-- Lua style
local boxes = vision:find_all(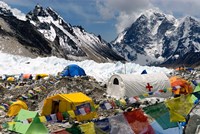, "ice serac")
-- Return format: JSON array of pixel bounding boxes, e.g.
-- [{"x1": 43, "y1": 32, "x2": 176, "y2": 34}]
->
[
  {"x1": 26, "y1": 4, "x2": 125, "y2": 62},
  {"x1": 111, "y1": 9, "x2": 200, "y2": 67}
]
